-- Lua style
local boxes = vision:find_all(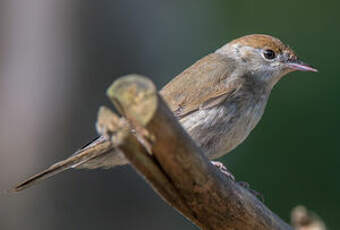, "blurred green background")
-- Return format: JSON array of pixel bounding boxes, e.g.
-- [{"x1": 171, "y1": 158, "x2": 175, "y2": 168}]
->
[{"x1": 0, "y1": 0, "x2": 336, "y2": 229}]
